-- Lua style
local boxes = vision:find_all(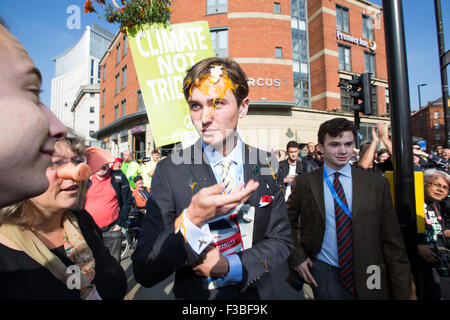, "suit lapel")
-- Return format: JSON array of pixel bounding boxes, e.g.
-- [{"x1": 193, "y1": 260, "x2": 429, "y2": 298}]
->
[
  {"x1": 188, "y1": 139, "x2": 217, "y2": 190},
  {"x1": 350, "y1": 166, "x2": 361, "y2": 223},
  {"x1": 310, "y1": 169, "x2": 326, "y2": 223},
  {"x1": 242, "y1": 143, "x2": 261, "y2": 205}
]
